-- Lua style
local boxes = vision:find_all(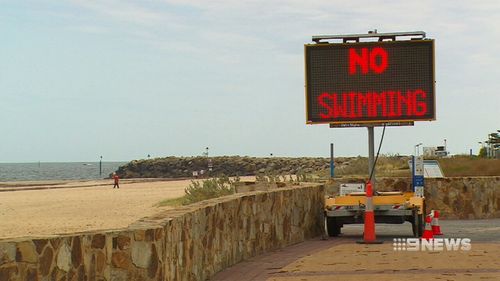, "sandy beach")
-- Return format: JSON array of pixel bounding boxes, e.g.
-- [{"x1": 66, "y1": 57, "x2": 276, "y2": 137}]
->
[
  {"x1": 0, "y1": 179, "x2": 193, "y2": 240},
  {"x1": 0, "y1": 177, "x2": 257, "y2": 240}
]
